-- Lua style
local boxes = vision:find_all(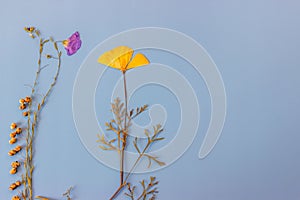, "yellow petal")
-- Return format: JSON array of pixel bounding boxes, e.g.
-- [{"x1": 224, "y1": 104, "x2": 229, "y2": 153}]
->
[
  {"x1": 98, "y1": 46, "x2": 133, "y2": 70},
  {"x1": 127, "y1": 53, "x2": 150, "y2": 70}
]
